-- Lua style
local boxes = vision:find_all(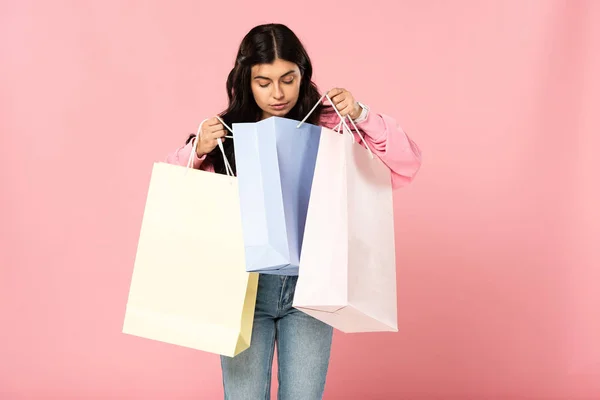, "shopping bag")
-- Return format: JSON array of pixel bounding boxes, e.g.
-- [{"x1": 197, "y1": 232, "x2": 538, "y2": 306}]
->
[
  {"x1": 232, "y1": 116, "x2": 321, "y2": 276},
  {"x1": 293, "y1": 117, "x2": 398, "y2": 333},
  {"x1": 123, "y1": 137, "x2": 258, "y2": 357}
]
